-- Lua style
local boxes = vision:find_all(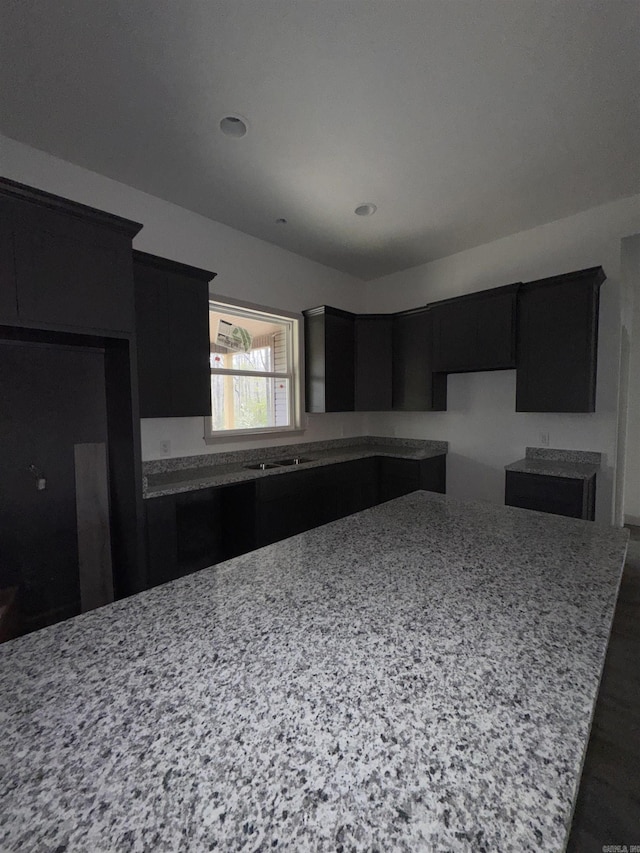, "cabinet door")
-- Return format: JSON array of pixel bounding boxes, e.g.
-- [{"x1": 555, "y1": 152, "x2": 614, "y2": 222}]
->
[
  {"x1": 145, "y1": 495, "x2": 178, "y2": 587},
  {"x1": 419, "y1": 455, "x2": 446, "y2": 494},
  {"x1": 304, "y1": 307, "x2": 355, "y2": 412},
  {"x1": 392, "y1": 309, "x2": 446, "y2": 411},
  {"x1": 134, "y1": 253, "x2": 213, "y2": 418},
  {"x1": 431, "y1": 300, "x2": 476, "y2": 373},
  {"x1": 355, "y1": 315, "x2": 392, "y2": 411},
  {"x1": 432, "y1": 287, "x2": 517, "y2": 373},
  {"x1": 175, "y1": 488, "x2": 223, "y2": 574},
  {"x1": 516, "y1": 268, "x2": 603, "y2": 412},
  {"x1": 135, "y1": 265, "x2": 172, "y2": 418},
  {"x1": 12, "y1": 200, "x2": 134, "y2": 333},
  {"x1": 167, "y1": 273, "x2": 212, "y2": 417},
  {"x1": 378, "y1": 457, "x2": 421, "y2": 502},
  {"x1": 505, "y1": 471, "x2": 590, "y2": 519},
  {"x1": 475, "y1": 290, "x2": 517, "y2": 370},
  {"x1": 0, "y1": 201, "x2": 19, "y2": 324}
]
